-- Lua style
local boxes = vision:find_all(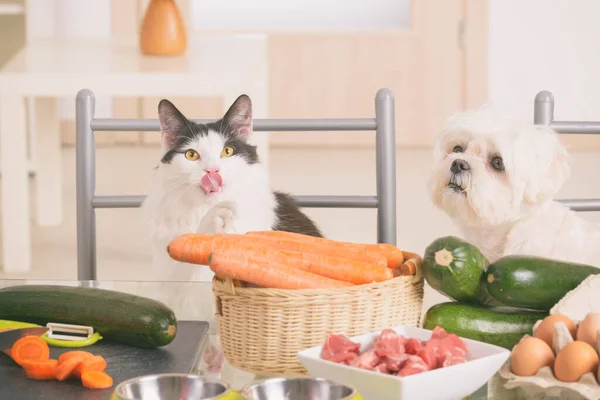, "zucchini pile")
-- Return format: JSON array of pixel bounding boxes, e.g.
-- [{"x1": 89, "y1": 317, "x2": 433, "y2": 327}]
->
[{"x1": 421, "y1": 236, "x2": 600, "y2": 350}]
